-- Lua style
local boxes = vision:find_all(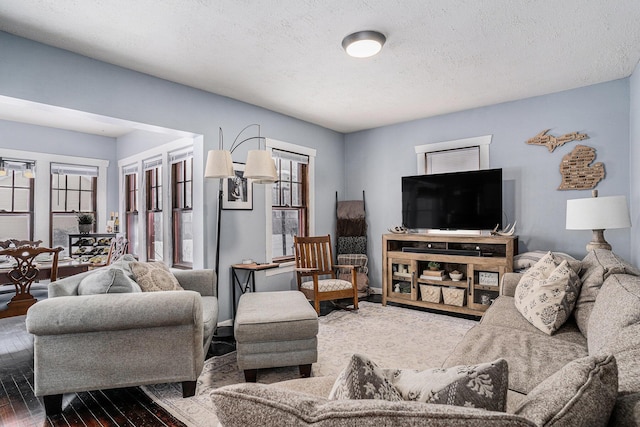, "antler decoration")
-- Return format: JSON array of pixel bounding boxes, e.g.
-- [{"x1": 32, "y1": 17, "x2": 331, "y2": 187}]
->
[
  {"x1": 490, "y1": 221, "x2": 517, "y2": 236},
  {"x1": 526, "y1": 129, "x2": 588, "y2": 153}
]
